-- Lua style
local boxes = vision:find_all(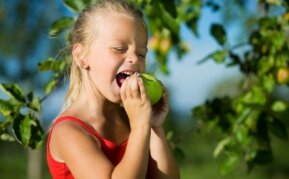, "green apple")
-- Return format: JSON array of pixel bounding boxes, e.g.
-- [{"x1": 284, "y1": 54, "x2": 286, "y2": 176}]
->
[{"x1": 141, "y1": 73, "x2": 163, "y2": 105}]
